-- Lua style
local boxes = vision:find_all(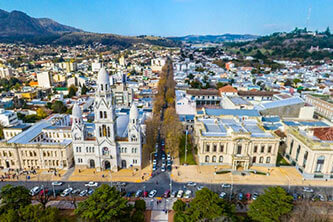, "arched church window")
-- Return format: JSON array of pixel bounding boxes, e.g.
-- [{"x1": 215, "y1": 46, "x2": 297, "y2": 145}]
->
[
  {"x1": 107, "y1": 127, "x2": 110, "y2": 137},
  {"x1": 104, "y1": 111, "x2": 107, "y2": 119},
  {"x1": 102, "y1": 125, "x2": 107, "y2": 137},
  {"x1": 105, "y1": 84, "x2": 108, "y2": 91},
  {"x1": 100, "y1": 111, "x2": 103, "y2": 119},
  {"x1": 99, "y1": 127, "x2": 102, "y2": 137},
  {"x1": 101, "y1": 84, "x2": 103, "y2": 90}
]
